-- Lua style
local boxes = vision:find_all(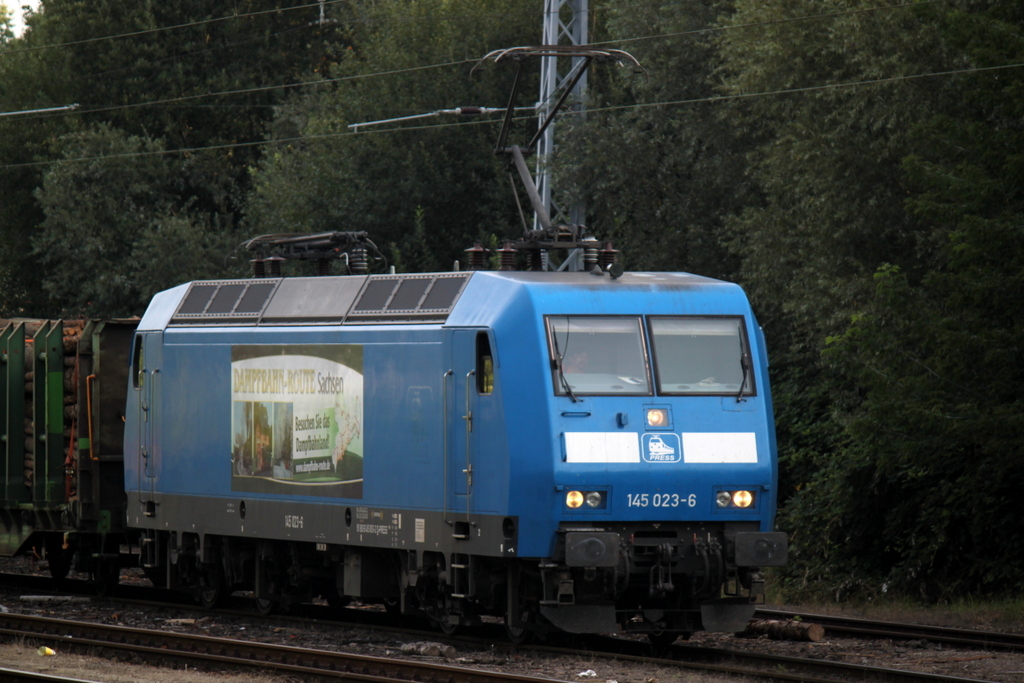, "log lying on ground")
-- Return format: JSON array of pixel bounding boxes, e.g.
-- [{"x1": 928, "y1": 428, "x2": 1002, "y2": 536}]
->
[{"x1": 743, "y1": 618, "x2": 825, "y2": 641}]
